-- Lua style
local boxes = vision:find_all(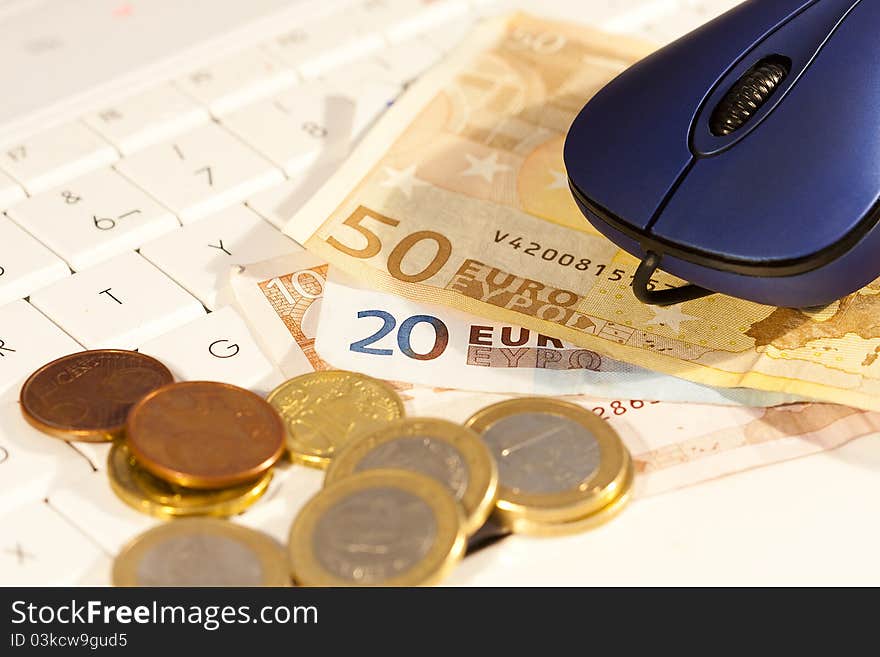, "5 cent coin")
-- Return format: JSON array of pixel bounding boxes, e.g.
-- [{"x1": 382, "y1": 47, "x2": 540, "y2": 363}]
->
[
  {"x1": 126, "y1": 381, "x2": 285, "y2": 489},
  {"x1": 20, "y1": 350, "x2": 173, "y2": 442}
]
